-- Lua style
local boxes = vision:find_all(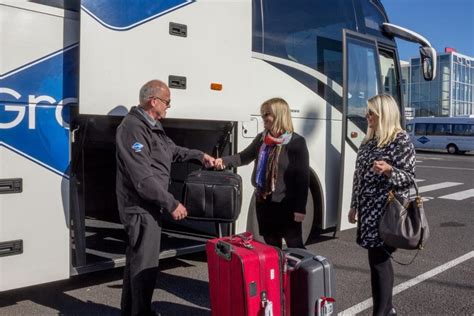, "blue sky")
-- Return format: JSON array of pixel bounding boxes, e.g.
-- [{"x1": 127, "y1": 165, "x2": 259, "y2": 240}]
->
[{"x1": 382, "y1": 0, "x2": 474, "y2": 61}]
